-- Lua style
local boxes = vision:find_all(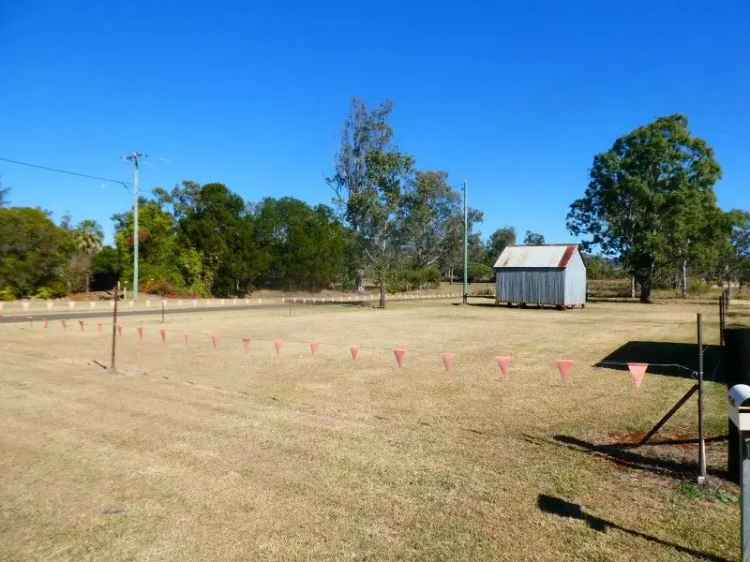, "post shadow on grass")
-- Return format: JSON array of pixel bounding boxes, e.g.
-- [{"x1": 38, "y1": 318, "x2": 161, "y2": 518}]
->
[
  {"x1": 537, "y1": 494, "x2": 732, "y2": 562},
  {"x1": 596, "y1": 341, "x2": 723, "y2": 381},
  {"x1": 552, "y1": 434, "x2": 731, "y2": 481}
]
